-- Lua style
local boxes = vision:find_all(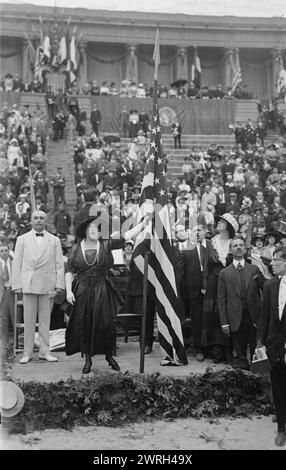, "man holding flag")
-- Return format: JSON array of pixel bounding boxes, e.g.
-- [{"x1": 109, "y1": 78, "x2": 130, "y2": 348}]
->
[{"x1": 131, "y1": 30, "x2": 188, "y2": 368}]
